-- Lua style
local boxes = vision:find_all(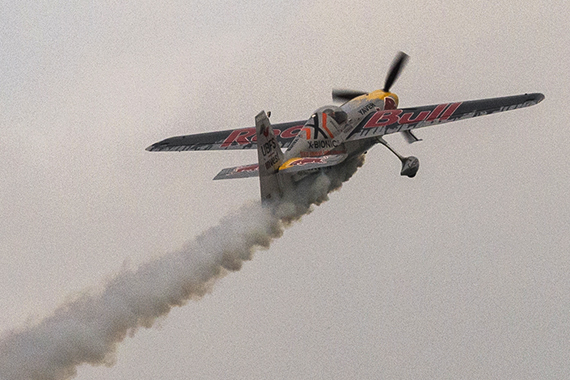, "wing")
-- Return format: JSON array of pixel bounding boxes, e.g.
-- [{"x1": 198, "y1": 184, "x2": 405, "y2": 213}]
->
[
  {"x1": 146, "y1": 120, "x2": 305, "y2": 152},
  {"x1": 346, "y1": 93, "x2": 545, "y2": 141}
]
